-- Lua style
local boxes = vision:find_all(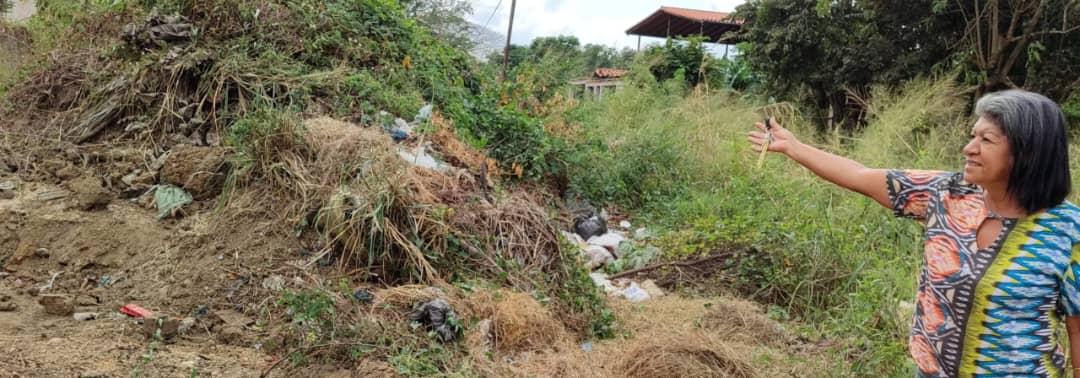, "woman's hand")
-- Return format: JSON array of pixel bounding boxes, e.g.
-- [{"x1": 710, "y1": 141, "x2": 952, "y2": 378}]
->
[
  {"x1": 747, "y1": 119, "x2": 799, "y2": 155},
  {"x1": 746, "y1": 118, "x2": 892, "y2": 208}
]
